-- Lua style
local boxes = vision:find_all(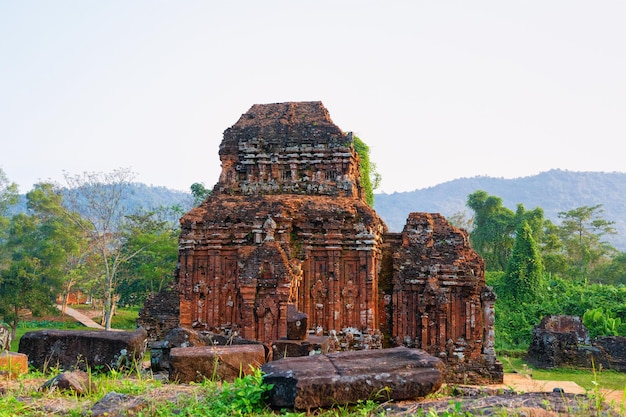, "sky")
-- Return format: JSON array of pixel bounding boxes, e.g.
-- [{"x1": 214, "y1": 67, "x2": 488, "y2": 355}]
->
[{"x1": 1, "y1": 1, "x2": 625, "y2": 195}]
